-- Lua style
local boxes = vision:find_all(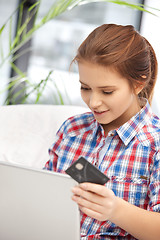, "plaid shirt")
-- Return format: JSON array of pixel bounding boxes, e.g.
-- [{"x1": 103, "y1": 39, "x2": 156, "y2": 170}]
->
[{"x1": 45, "y1": 100, "x2": 160, "y2": 239}]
